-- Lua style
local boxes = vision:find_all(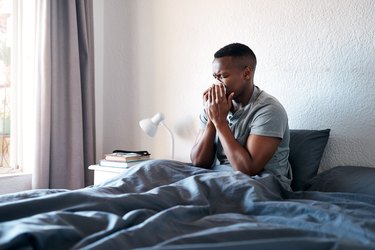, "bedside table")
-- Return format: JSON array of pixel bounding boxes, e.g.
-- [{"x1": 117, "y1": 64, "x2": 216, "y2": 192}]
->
[{"x1": 89, "y1": 165, "x2": 128, "y2": 185}]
